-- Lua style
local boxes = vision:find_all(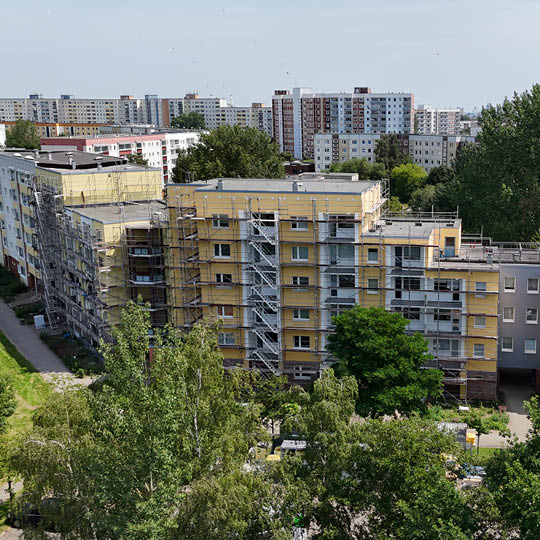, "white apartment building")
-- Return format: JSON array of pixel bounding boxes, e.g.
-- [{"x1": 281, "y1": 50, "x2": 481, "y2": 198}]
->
[
  {"x1": 409, "y1": 134, "x2": 475, "y2": 172},
  {"x1": 415, "y1": 105, "x2": 461, "y2": 135},
  {"x1": 272, "y1": 87, "x2": 414, "y2": 160},
  {"x1": 313, "y1": 133, "x2": 381, "y2": 171},
  {"x1": 40, "y1": 132, "x2": 200, "y2": 183}
]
